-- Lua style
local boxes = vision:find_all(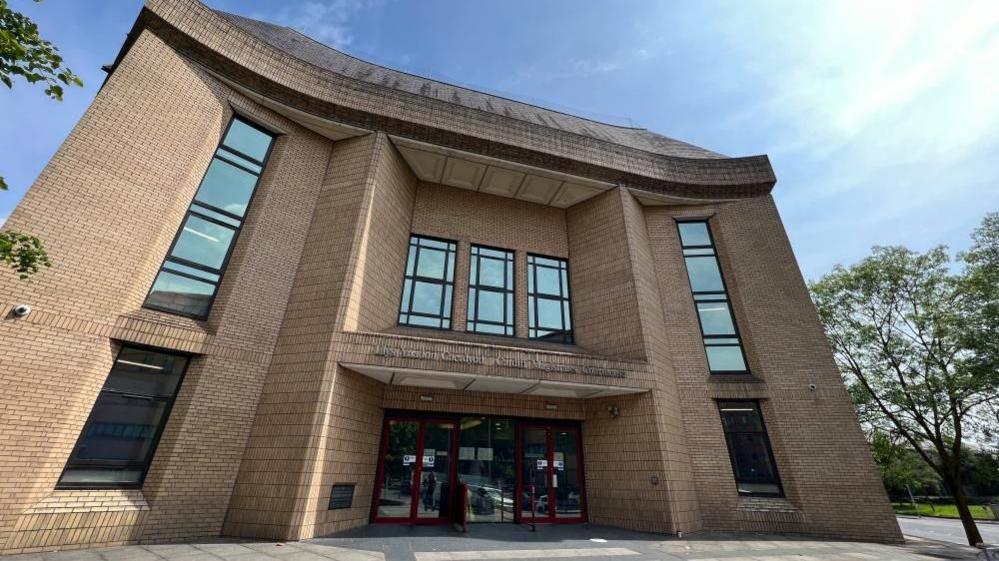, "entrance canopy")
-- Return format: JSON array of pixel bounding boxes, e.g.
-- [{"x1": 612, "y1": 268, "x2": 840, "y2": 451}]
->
[{"x1": 342, "y1": 363, "x2": 645, "y2": 399}]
